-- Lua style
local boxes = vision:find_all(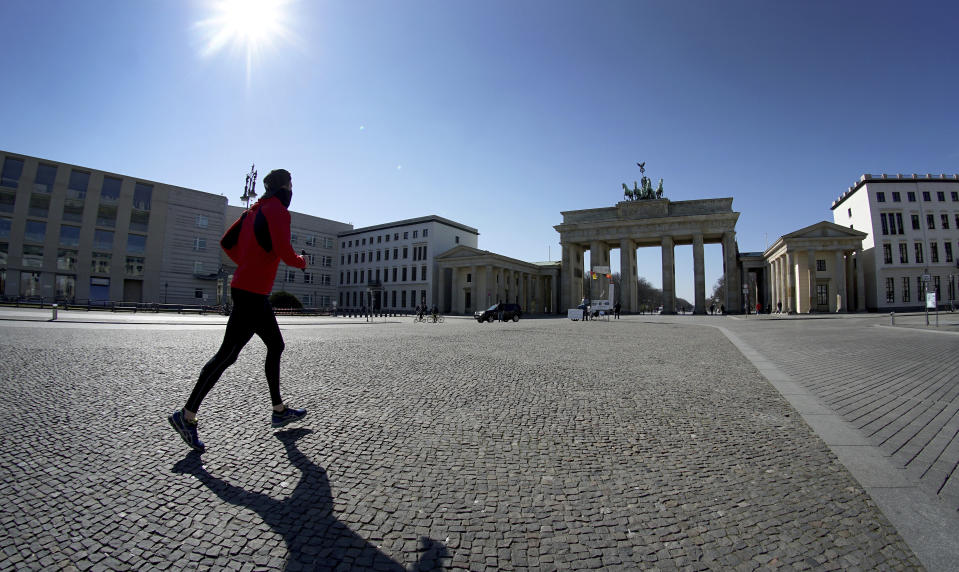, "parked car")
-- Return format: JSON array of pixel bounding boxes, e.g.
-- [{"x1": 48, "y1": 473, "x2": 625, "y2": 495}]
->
[{"x1": 475, "y1": 303, "x2": 522, "y2": 323}]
